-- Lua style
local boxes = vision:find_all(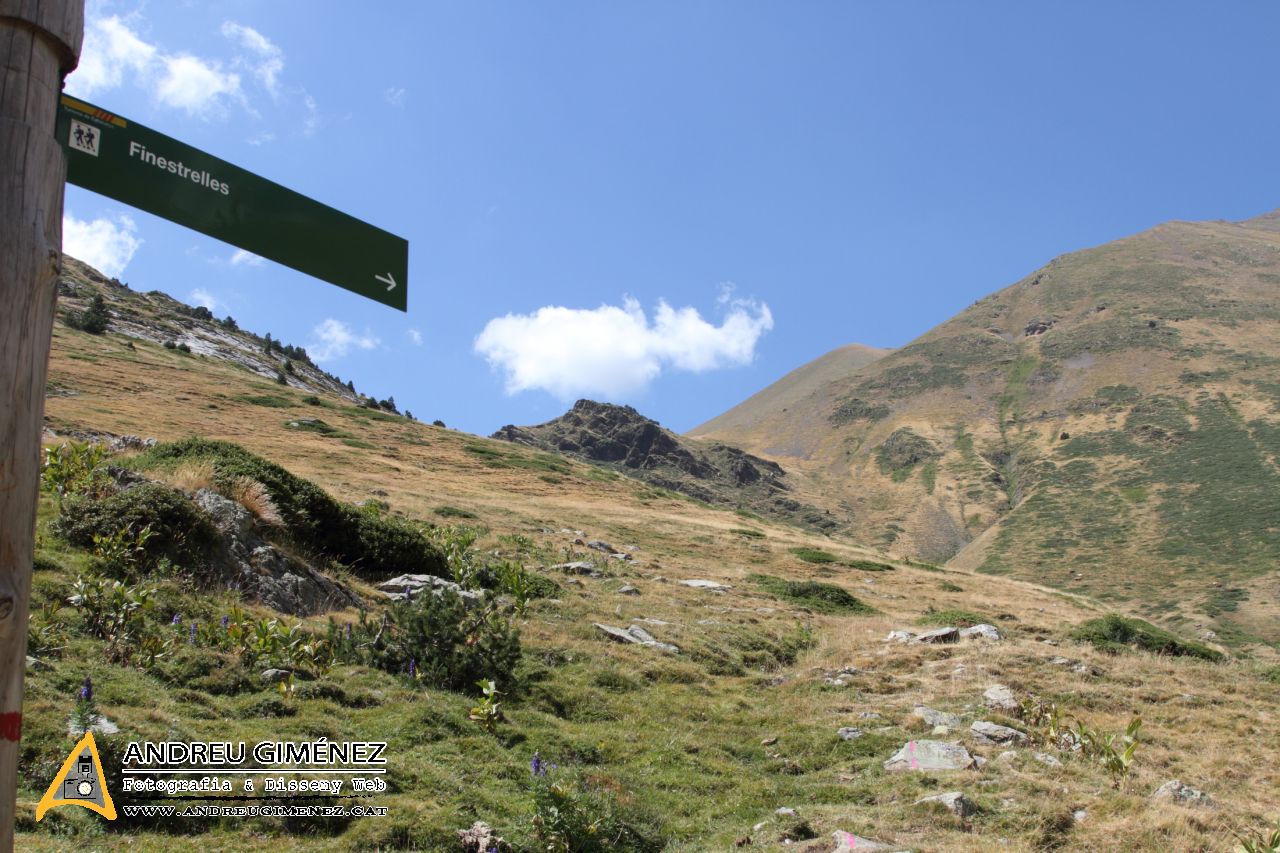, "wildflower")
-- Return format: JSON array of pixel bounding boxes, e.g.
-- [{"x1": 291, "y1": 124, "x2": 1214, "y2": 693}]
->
[
  {"x1": 171, "y1": 613, "x2": 181, "y2": 626},
  {"x1": 78, "y1": 676, "x2": 93, "y2": 703},
  {"x1": 189, "y1": 621, "x2": 197, "y2": 644},
  {"x1": 408, "y1": 658, "x2": 417, "y2": 679},
  {"x1": 344, "y1": 623, "x2": 352, "y2": 642},
  {"x1": 530, "y1": 751, "x2": 546, "y2": 777},
  {"x1": 221, "y1": 615, "x2": 230, "y2": 629}
]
